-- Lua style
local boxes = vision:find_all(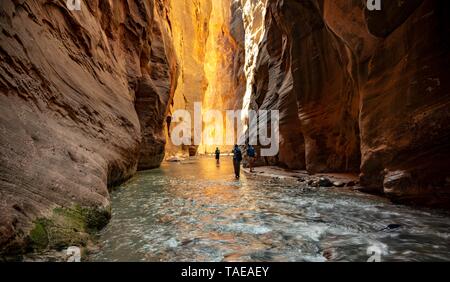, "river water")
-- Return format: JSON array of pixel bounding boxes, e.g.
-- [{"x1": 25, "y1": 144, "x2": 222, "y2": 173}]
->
[{"x1": 90, "y1": 157, "x2": 450, "y2": 262}]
